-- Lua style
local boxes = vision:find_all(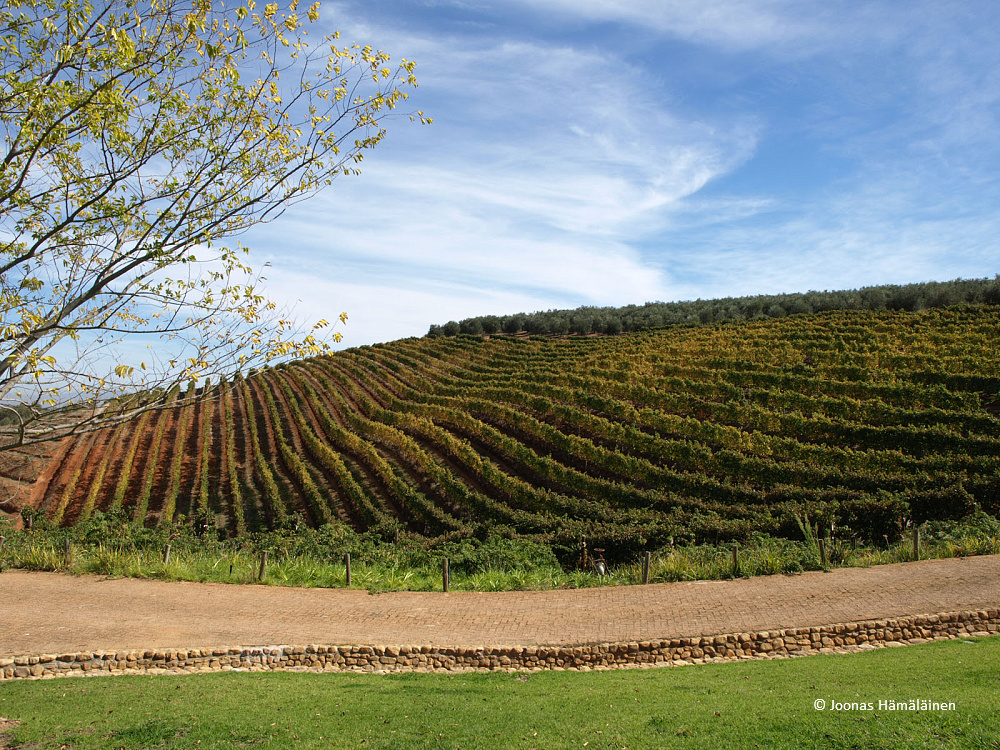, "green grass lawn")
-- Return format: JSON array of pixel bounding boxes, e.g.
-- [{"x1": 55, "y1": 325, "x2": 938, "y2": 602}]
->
[{"x1": 3, "y1": 637, "x2": 999, "y2": 749}]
